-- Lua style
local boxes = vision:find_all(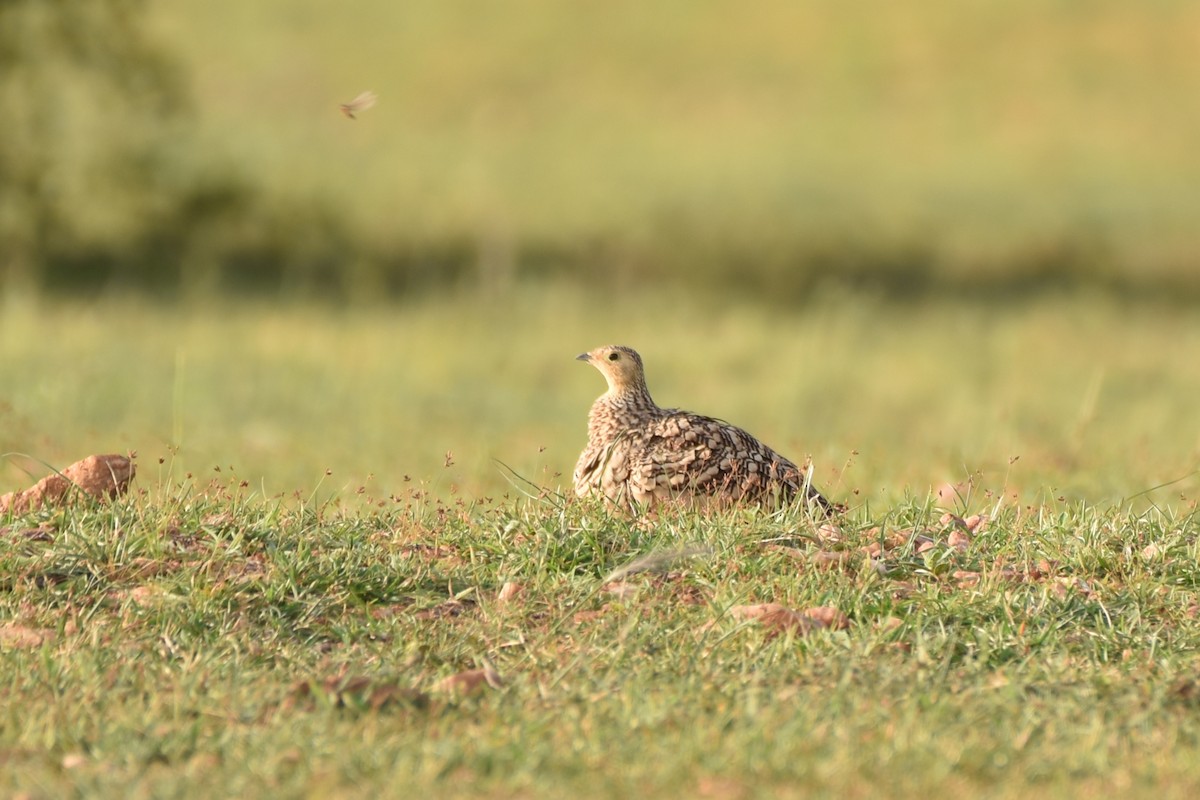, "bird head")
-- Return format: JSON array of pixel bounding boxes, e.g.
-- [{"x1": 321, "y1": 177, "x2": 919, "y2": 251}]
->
[{"x1": 576, "y1": 345, "x2": 647, "y2": 395}]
